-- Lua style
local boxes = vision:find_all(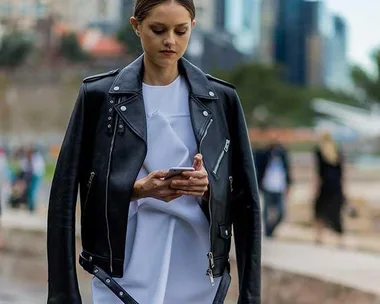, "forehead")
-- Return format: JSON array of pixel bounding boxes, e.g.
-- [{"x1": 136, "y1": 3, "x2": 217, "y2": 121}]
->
[{"x1": 144, "y1": 1, "x2": 192, "y2": 24}]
